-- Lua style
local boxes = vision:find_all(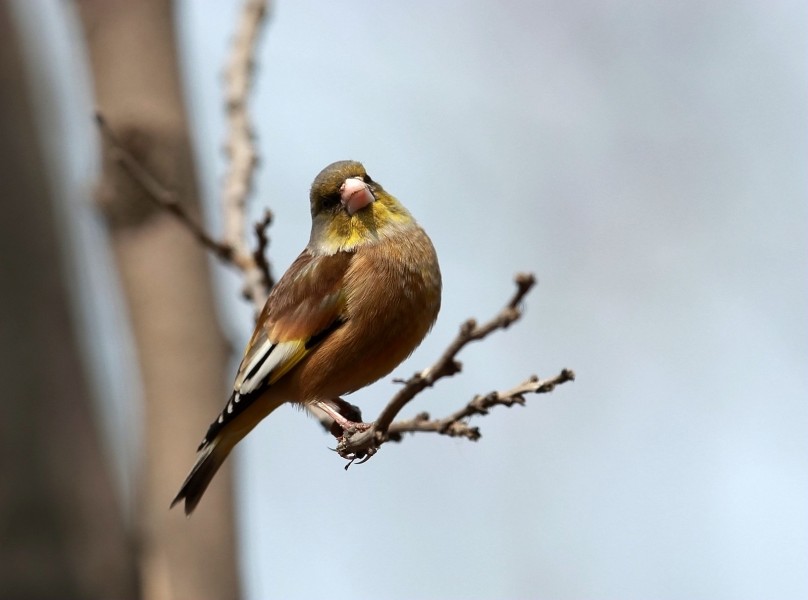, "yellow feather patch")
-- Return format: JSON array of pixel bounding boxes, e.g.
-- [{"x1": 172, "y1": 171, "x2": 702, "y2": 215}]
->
[
  {"x1": 324, "y1": 194, "x2": 415, "y2": 252},
  {"x1": 267, "y1": 341, "x2": 309, "y2": 385}
]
